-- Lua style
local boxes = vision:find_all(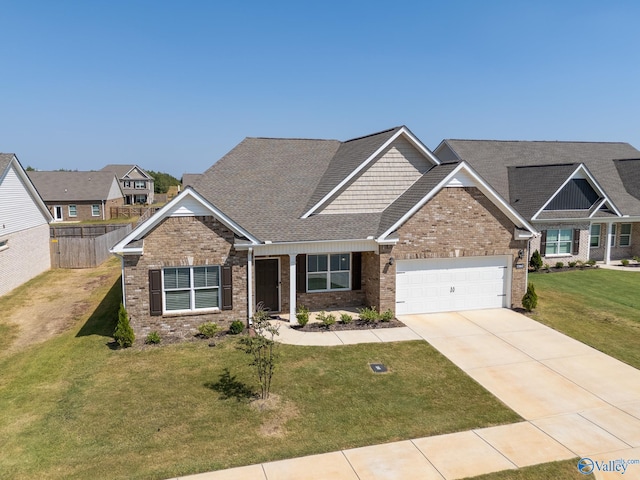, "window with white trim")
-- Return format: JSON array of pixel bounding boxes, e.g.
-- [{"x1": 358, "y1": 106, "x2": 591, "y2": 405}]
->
[
  {"x1": 590, "y1": 224, "x2": 600, "y2": 248},
  {"x1": 0, "y1": 239, "x2": 8, "y2": 252},
  {"x1": 307, "y1": 253, "x2": 350, "y2": 291},
  {"x1": 610, "y1": 224, "x2": 617, "y2": 247},
  {"x1": 546, "y1": 229, "x2": 572, "y2": 255},
  {"x1": 620, "y1": 223, "x2": 631, "y2": 247},
  {"x1": 92, "y1": 204, "x2": 100, "y2": 216},
  {"x1": 68, "y1": 205, "x2": 77, "y2": 217},
  {"x1": 123, "y1": 180, "x2": 131, "y2": 188},
  {"x1": 134, "y1": 180, "x2": 146, "y2": 189},
  {"x1": 163, "y1": 266, "x2": 220, "y2": 312}
]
